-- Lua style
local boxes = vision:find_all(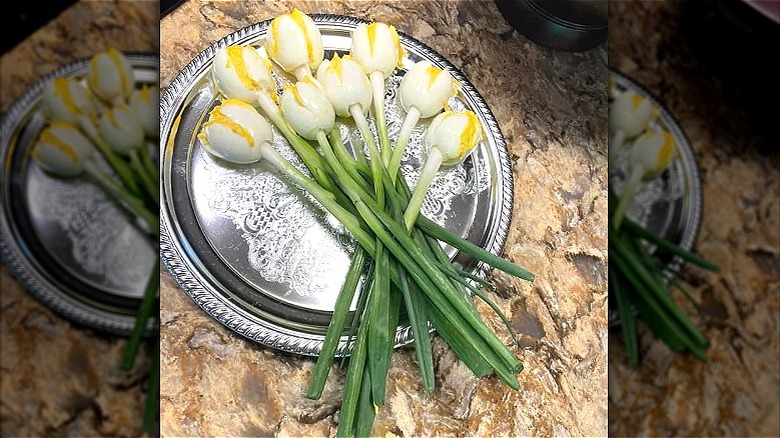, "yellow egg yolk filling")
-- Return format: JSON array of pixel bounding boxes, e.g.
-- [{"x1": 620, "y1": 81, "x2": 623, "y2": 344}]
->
[{"x1": 201, "y1": 100, "x2": 255, "y2": 148}]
